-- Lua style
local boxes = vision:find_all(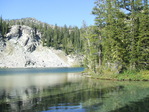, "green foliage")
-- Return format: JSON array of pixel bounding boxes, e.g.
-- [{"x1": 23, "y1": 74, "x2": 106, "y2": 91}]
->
[
  {"x1": 112, "y1": 70, "x2": 149, "y2": 81},
  {"x1": 38, "y1": 24, "x2": 83, "y2": 55},
  {"x1": 81, "y1": 26, "x2": 99, "y2": 74},
  {"x1": 0, "y1": 16, "x2": 9, "y2": 38},
  {"x1": 2, "y1": 2, "x2": 148, "y2": 78},
  {"x1": 7, "y1": 18, "x2": 84, "y2": 55},
  {"x1": 84, "y1": 0, "x2": 149, "y2": 77}
]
